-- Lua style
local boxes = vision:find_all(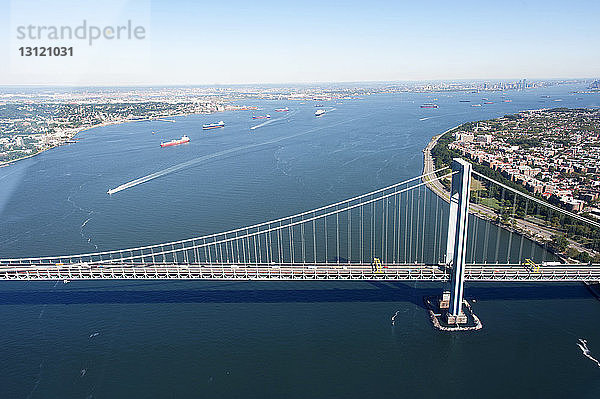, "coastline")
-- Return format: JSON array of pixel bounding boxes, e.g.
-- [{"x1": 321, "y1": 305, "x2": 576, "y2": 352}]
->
[
  {"x1": 422, "y1": 126, "x2": 590, "y2": 266},
  {"x1": 0, "y1": 111, "x2": 210, "y2": 168},
  {"x1": 421, "y1": 125, "x2": 458, "y2": 203}
]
